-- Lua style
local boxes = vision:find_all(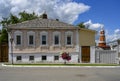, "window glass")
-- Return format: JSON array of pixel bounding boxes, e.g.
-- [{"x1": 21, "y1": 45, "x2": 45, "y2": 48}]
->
[
  {"x1": 54, "y1": 56, "x2": 59, "y2": 60},
  {"x1": 16, "y1": 35, "x2": 21, "y2": 45},
  {"x1": 67, "y1": 35, "x2": 71, "y2": 45},
  {"x1": 16, "y1": 56, "x2": 22, "y2": 61},
  {"x1": 42, "y1": 56, "x2": 46, "y2": 60},
  {"x1": 29, "y1": 56, "x2": 34, "y2": 61},
  {"x1": 29, "y1": 35, "x2": 34, "y2": 45},
  {"x1": 42, "y1": 35, "x2": 46, "y2": 45},
  {"x1": 54, "y1": 35, "x2": 59, "y2": 45}
]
